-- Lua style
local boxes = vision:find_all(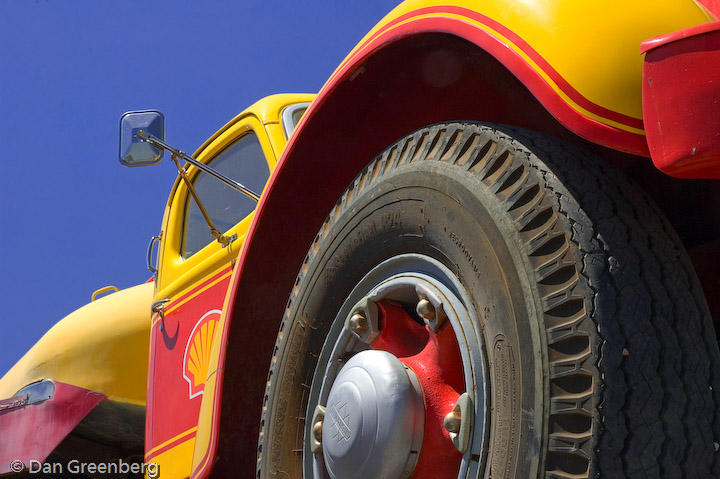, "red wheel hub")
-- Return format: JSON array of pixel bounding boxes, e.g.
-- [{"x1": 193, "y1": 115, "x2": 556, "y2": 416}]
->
[{"x1": 371, "y1": 300, "x2": 465, "y2": 478}]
